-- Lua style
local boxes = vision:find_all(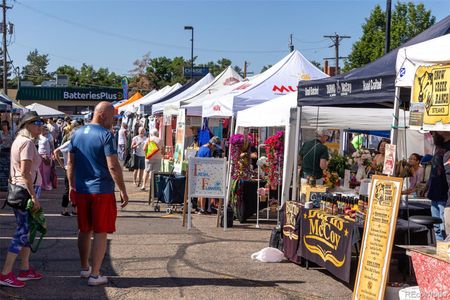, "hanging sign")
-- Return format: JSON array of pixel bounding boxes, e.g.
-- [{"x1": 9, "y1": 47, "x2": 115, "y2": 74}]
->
[
  {"x1": 411, "y1": 64, "x2": 450, "y2": 129},
  {"x1": 174, "y1": 109, "x2": 186, "y2": 174},
  {"x1": 353, "y1": 175, "x2": 403, "y2": 300},
  {"x1": 382, "y1": 144, "x2": 396, "y2": 176}
]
